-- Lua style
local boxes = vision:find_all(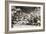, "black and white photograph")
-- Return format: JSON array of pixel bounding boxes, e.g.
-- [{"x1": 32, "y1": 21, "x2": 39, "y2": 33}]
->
[
  {"x1": 8, "y1": 3, "x2": 44, "y2": 32},
  {"x1": 11, "y1": 6, "x2": 41, "y2": 27}
]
